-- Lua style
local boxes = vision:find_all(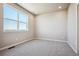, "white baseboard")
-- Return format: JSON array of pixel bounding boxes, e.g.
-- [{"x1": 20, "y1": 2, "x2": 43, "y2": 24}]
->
[
  {"x1": 34, "y1": 37, "x2": 77, "y2": 53},
  {"x1": 0, "y1": 38, "x2": 33, "y2": 51},
  {"x1": 67, "y1": 41, "x2": 77, "y2": 54},
  {"x1": 0, "y1": 37, "x2": 77, "y2": 54},
  {"x1": 34, "y1": 37, "x2": 68, "y2": 43}
]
